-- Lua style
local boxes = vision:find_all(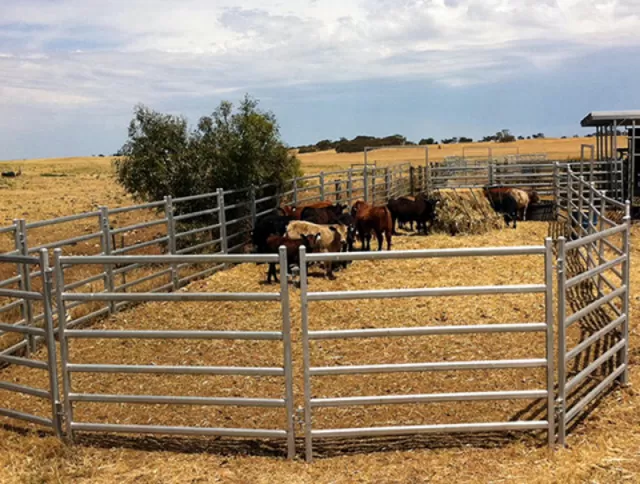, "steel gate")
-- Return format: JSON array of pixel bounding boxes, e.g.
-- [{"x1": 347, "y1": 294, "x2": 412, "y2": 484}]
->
[
  {"x1": 0, "y1": 250, "x2": 62, "y2": 435},
  {"x1": 298, "y1": 243, "x2": 556, "y2": 462}
]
